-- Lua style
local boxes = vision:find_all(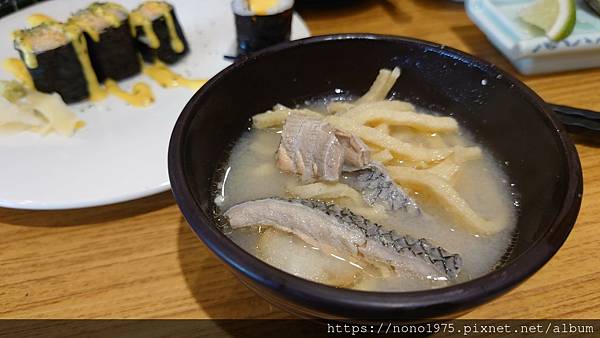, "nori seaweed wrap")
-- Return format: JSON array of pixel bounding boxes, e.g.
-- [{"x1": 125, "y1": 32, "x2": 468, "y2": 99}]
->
[
  {"x1": 13, "y1": 23, "x2": 89, "y2": 103},
  {"x1": 232, "y1": 0, "x2": 294, "y2": 56},
  {"x1": 69, "y1": 2, "x2": 141, "y2": 82},
  {"x1": 130, "y1": 1, "x2": 189, "y2": 64}
]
